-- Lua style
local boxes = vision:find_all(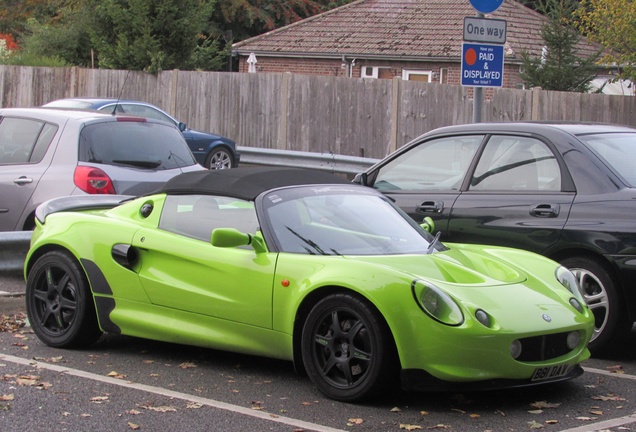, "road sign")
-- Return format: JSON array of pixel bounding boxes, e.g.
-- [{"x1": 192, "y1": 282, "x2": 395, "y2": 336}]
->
[
  {"x1": 461, "y1": 42, "x2": 504, "y2": 87},
  {"x1": 463, "y1": 17, "x2": 507, "y2": 44},
  {"x1": 469, "y1": 0, "x2": 504, "y2": 14}
]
